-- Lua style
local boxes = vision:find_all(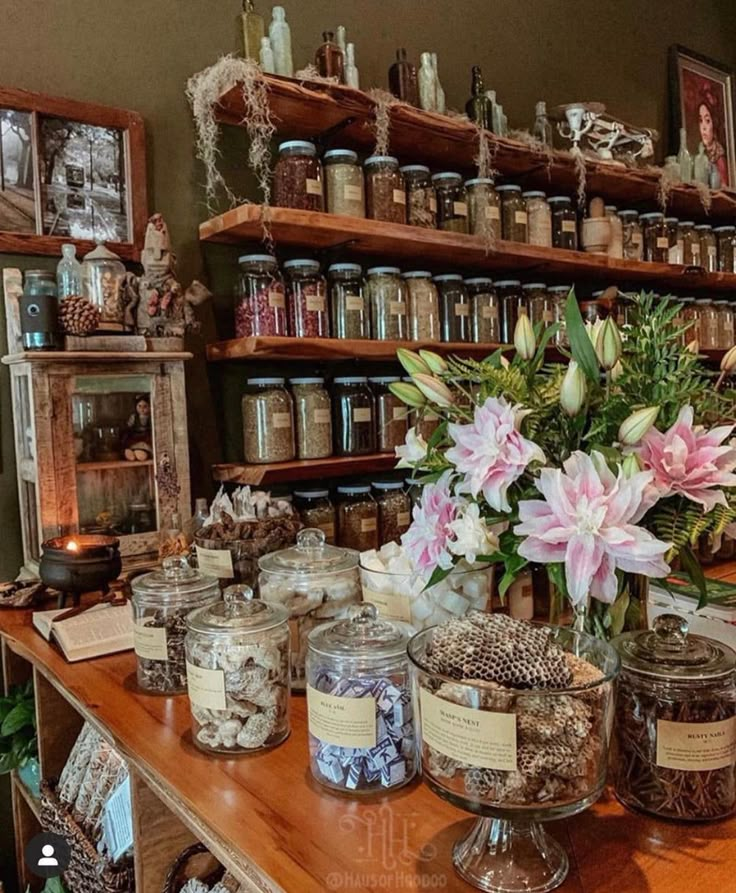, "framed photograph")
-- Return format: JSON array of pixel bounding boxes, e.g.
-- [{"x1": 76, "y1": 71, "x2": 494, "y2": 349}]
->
[
  {"x1": 0, "y1": 86, "x2": 147, "y2": 259},
  {"x1": 669, "y1": 45, "x2": 735, "y2": 188}
]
